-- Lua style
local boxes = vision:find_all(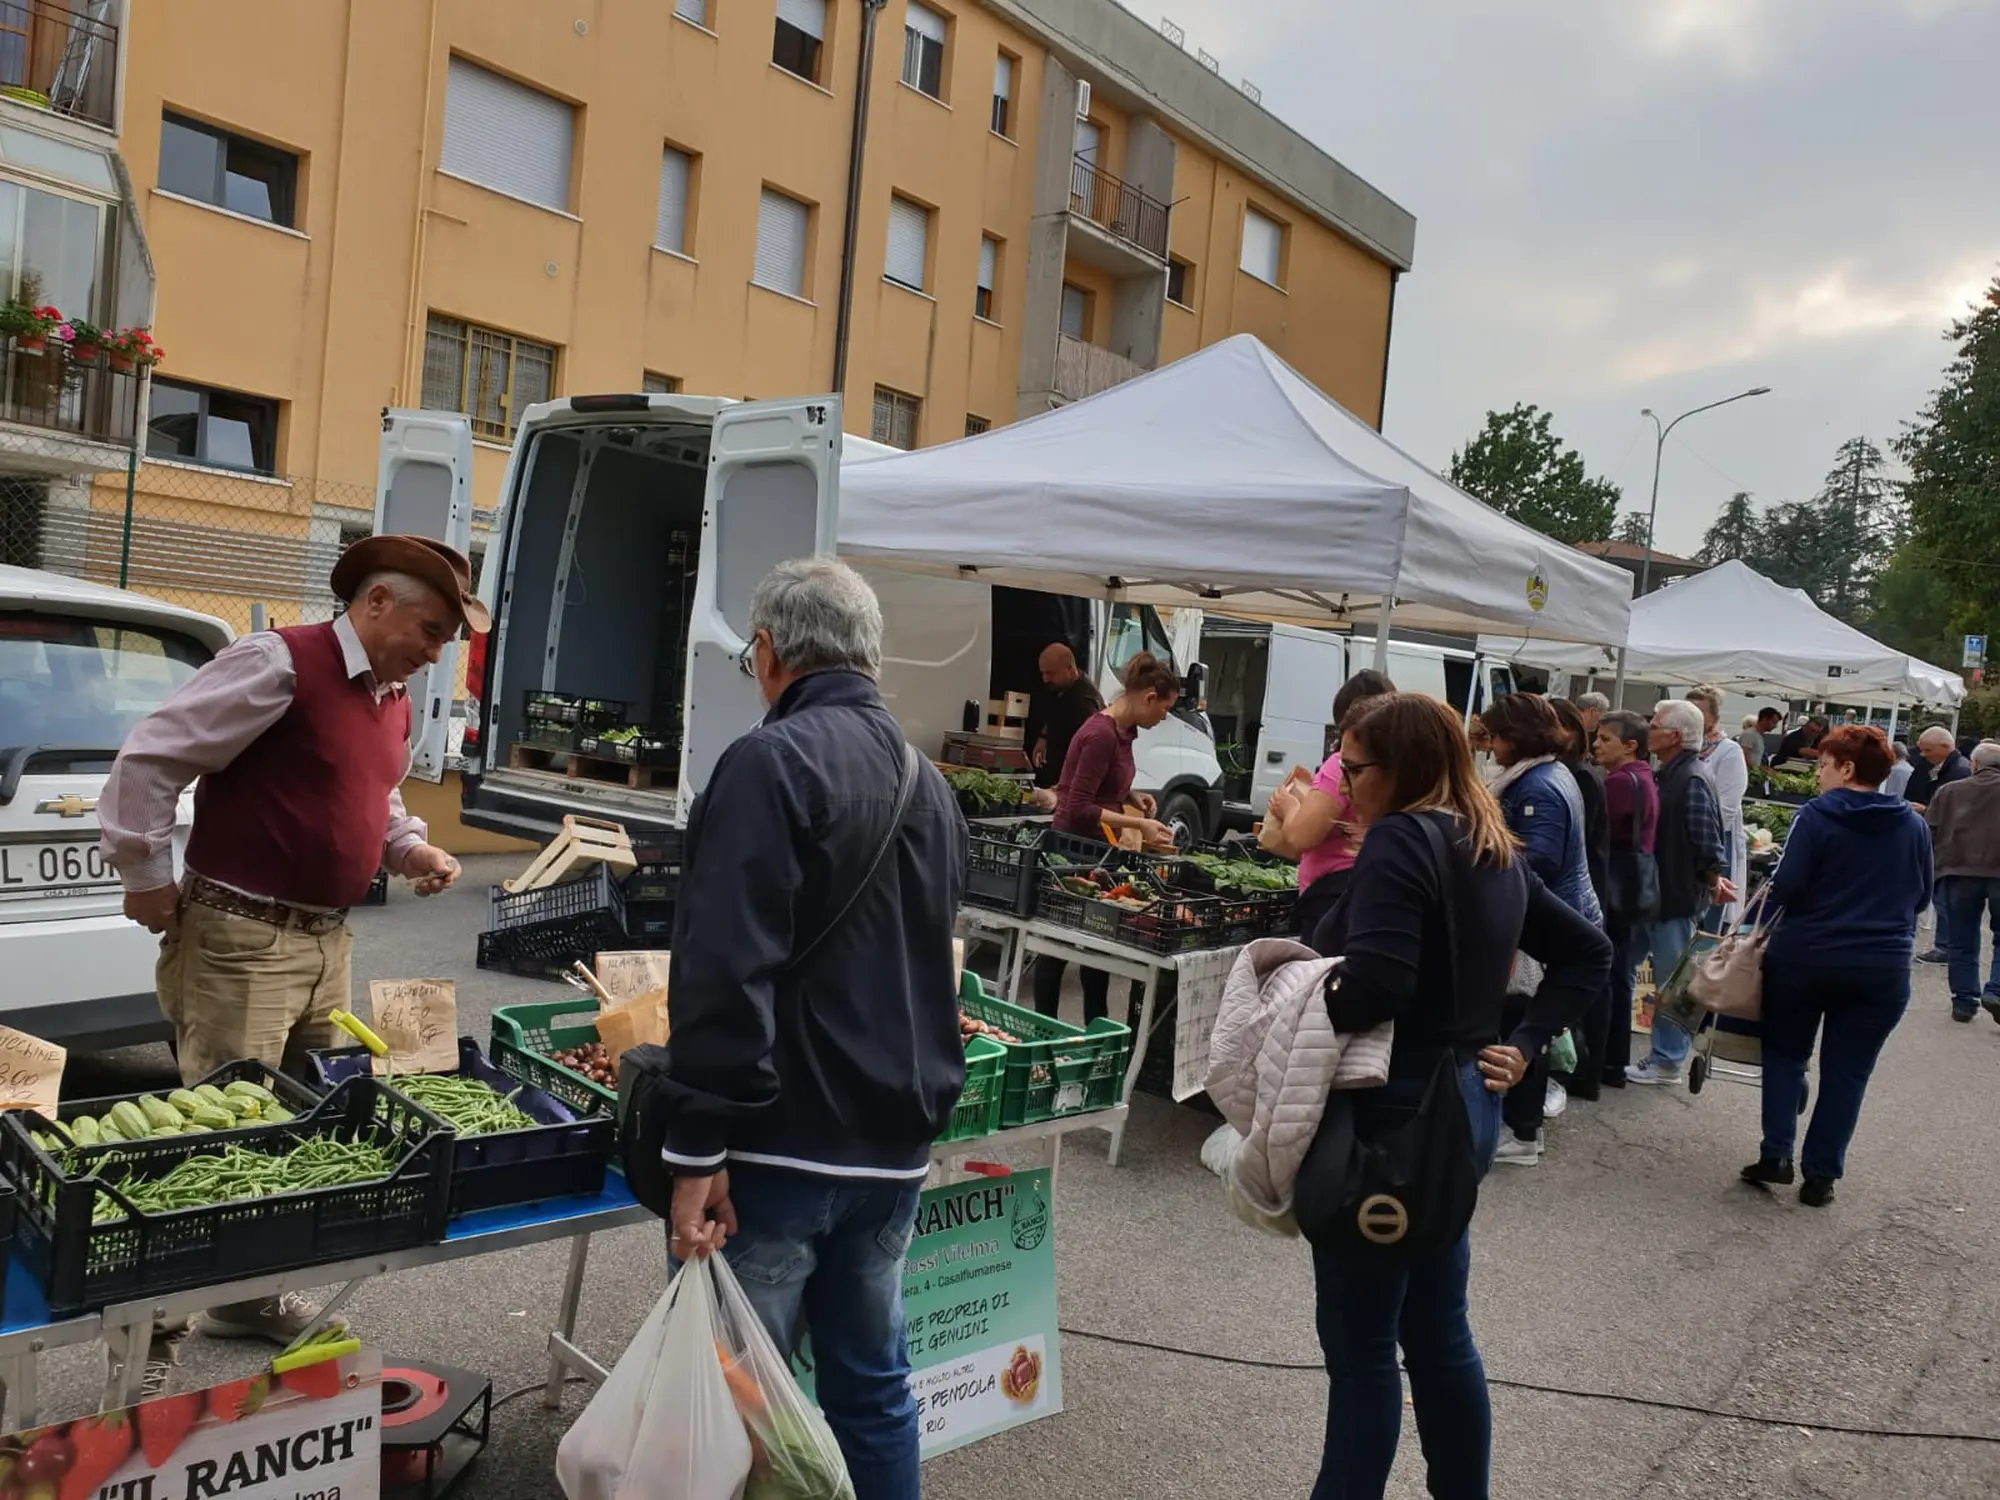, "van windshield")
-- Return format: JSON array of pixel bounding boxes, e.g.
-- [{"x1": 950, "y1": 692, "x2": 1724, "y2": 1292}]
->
[
  {"x1": 0, "y1": 612, "x2": 211, "y2": 757},
  {"x1": 1106, "y1": 604, "x2": 1177, "y2": 679}
]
